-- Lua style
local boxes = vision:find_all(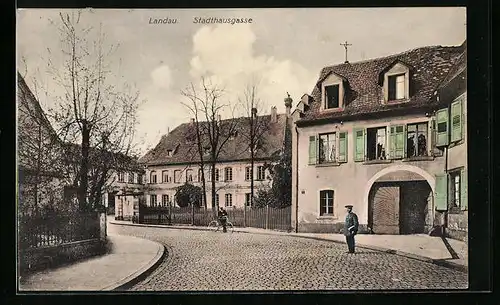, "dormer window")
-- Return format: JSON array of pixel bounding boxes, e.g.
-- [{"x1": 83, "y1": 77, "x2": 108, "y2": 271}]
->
[
  {"x1": 166, "y1": 150, "x2": 173, "y2": 157},
  {"x1": 382, "y1": 61, "x2": 411, "y2": 102},
  {"x1": 325, "y1": 85, "x2": 340, "y2": 109},
  {"x1": 388, "y1": 74, "x2": 406, "y2": 100},
  {"x1": 320, "y1": 72, "x2": 345, "y2": 110}
]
